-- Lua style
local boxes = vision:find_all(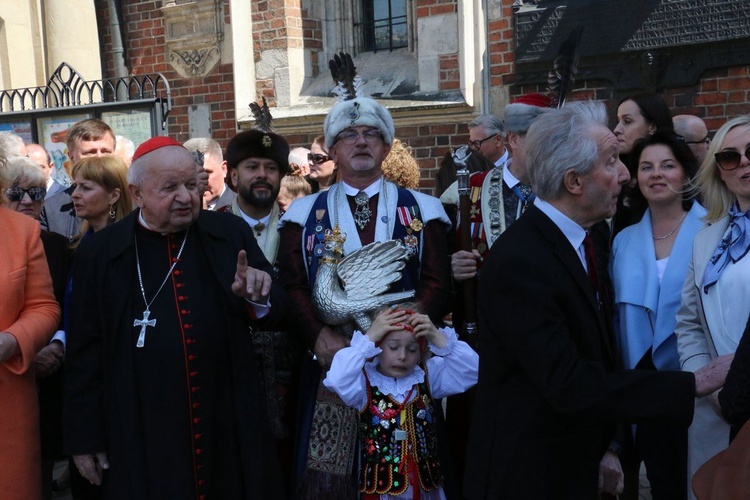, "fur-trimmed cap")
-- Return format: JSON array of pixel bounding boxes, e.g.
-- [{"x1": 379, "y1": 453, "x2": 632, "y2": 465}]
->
[
  {"x1": 324, "y1": 97, "x2": 395, "y2": 148},
  {"x1": 226, "y1": 130, "x2": 291, "y2": 175},
  {"x1": 504, "y1": 93, "x2": 555, "y2": 134}
]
